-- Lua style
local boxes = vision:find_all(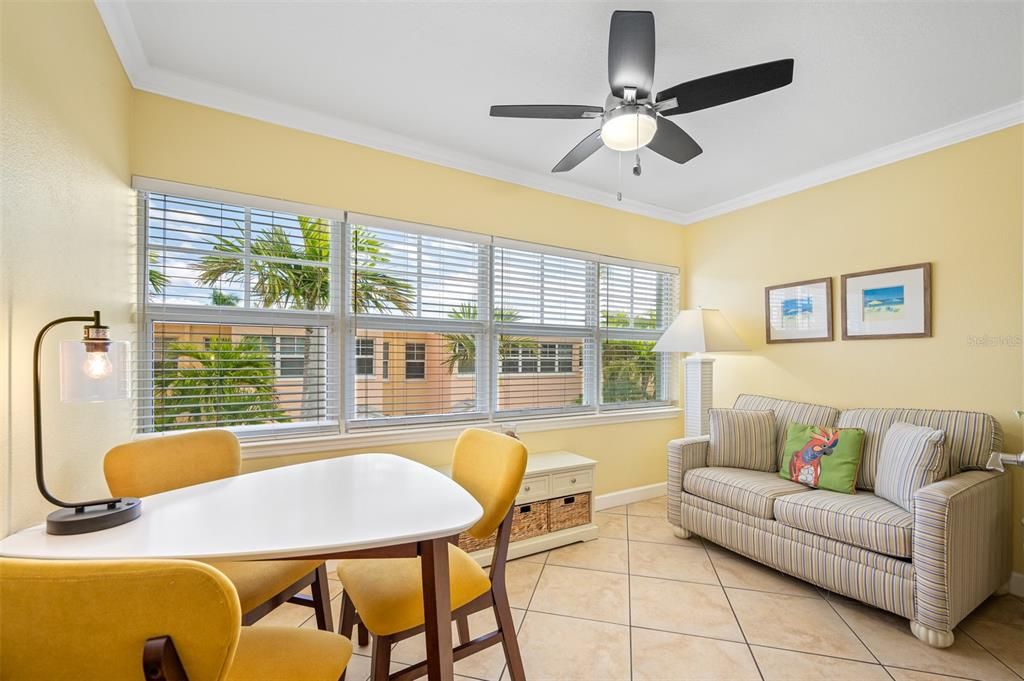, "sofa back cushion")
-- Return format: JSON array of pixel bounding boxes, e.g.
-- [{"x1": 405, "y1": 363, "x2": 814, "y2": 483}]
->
[
  {"x1": 733, "y1": 394, "x2": 840, "y2": 471},
  {"x1": 707, "y1": 408, "x2": 776, "y2": 471},
  {"x1": 873, "y1": 422, "x2": 947, "y2": 512},
  {"x1": 836, "y1": 408, "x2": 1002, "y2": 490}
]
